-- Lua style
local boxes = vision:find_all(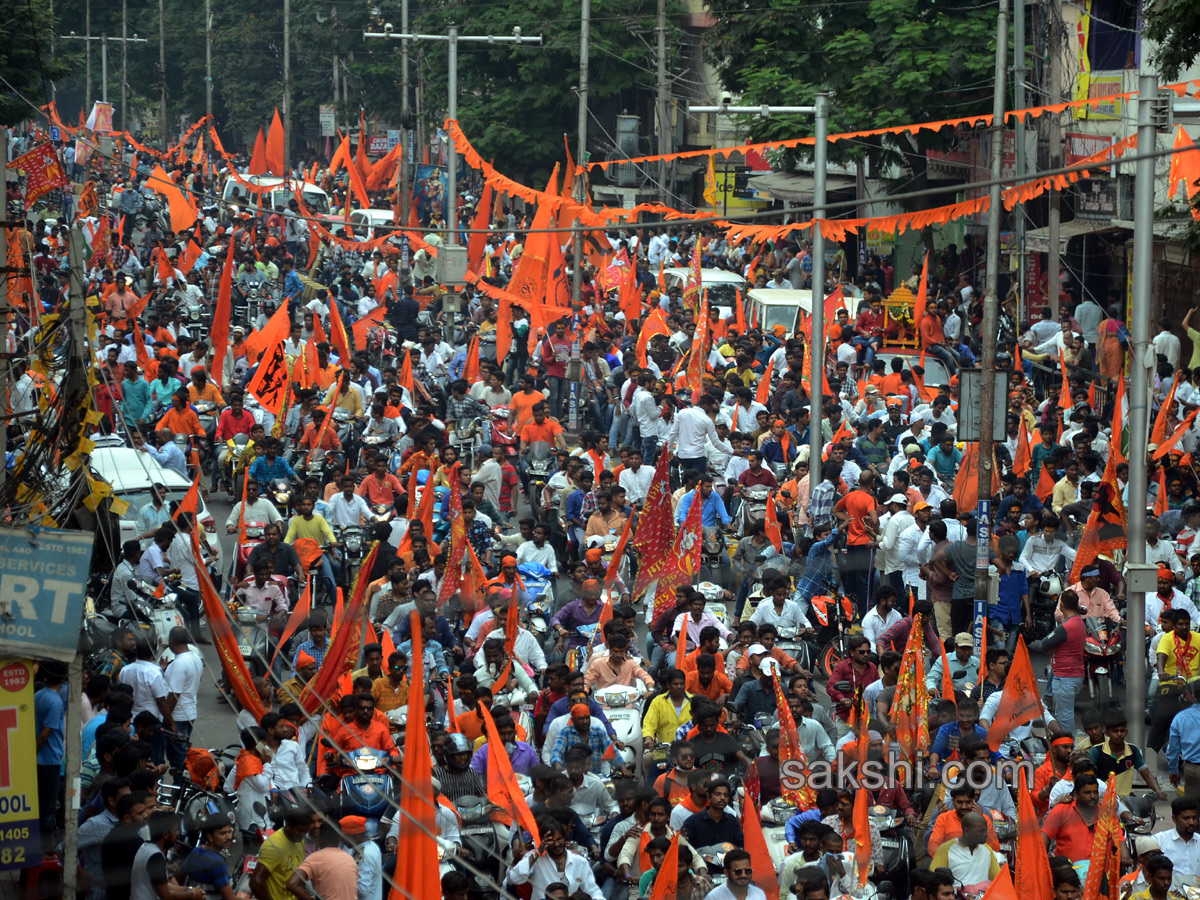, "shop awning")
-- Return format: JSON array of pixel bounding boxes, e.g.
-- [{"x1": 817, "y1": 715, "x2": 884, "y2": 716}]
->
[
  {"x1": 747, "y1": 171, "x2": 857, "y2": 202},
  {"x1": 1021, "y1": 219, "x2": 1125, "y2": 253}
]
